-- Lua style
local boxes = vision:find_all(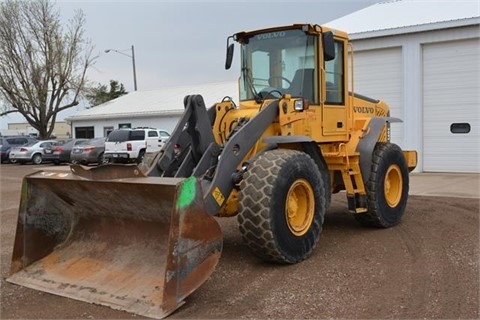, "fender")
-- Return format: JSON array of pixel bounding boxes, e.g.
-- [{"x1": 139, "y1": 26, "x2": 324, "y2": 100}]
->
[
  {"x1": 356, "y1": 116, "x2": 402, "y2": 183},
  {"x1": 263, "y1": 135, "x2": 331, "y2": 206}
]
